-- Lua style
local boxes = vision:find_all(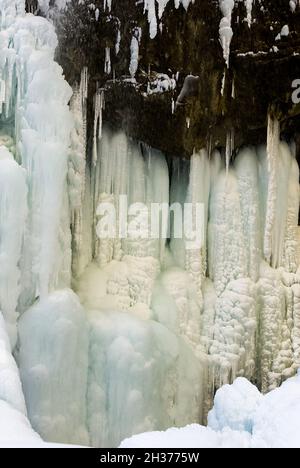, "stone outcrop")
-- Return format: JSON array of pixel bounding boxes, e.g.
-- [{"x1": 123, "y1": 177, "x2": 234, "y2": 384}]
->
[{"x1": 28, "y1": 1, "x2": 300, "y2": 161}]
